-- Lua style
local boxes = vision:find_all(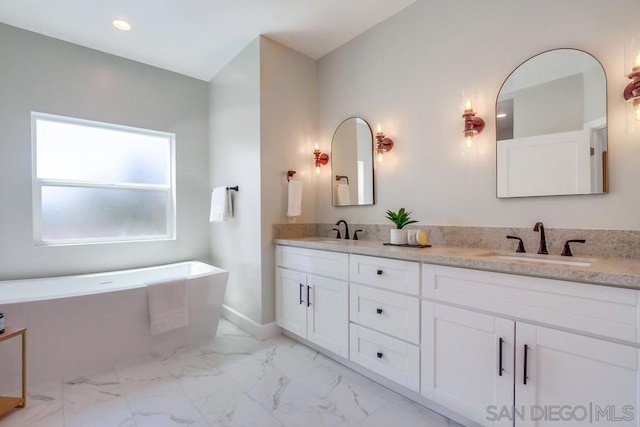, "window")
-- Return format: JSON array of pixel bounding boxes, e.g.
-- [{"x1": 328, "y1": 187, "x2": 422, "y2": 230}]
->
[{"x1": 32, "y1": 112, "x2": 175, "y2": 245}]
